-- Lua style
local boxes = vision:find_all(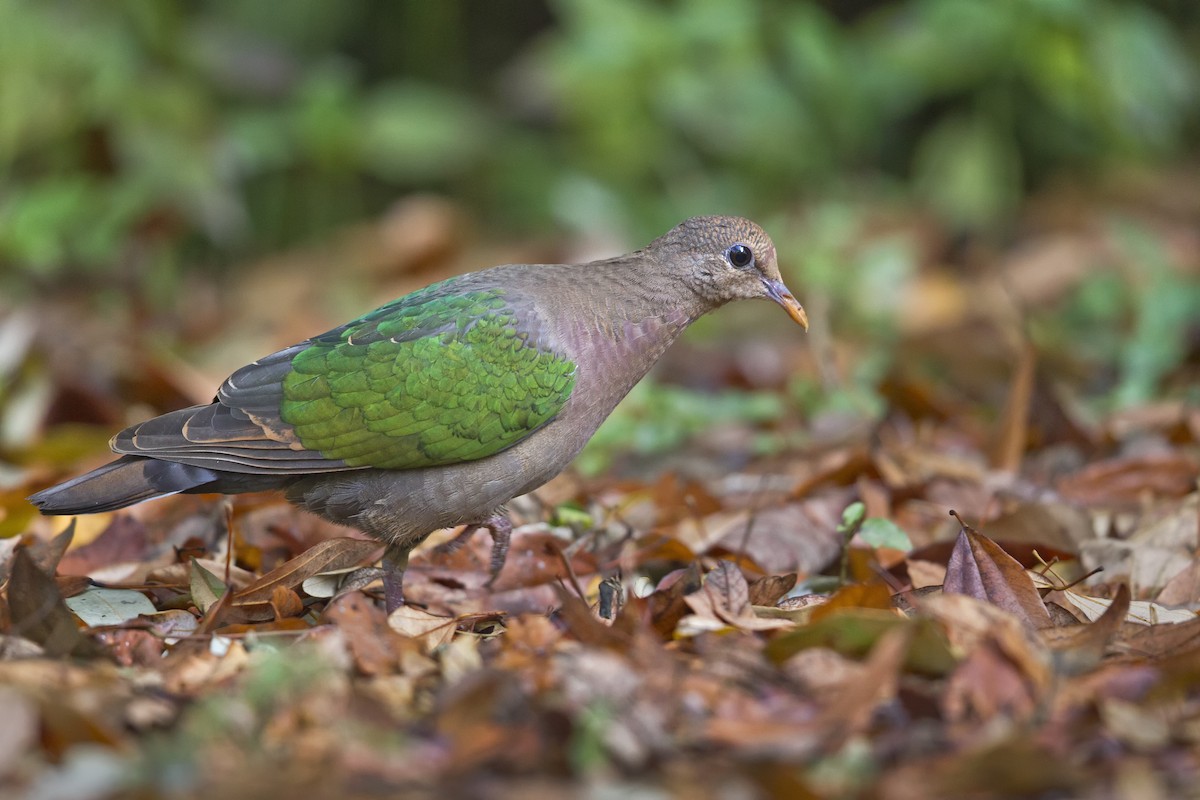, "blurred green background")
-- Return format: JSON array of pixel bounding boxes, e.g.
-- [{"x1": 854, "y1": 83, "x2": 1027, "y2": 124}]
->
[
  {"x1": 3, "y1": 0, "x2": 1200, "y2": 476},
  {"x1": 5, "y1": 0, "x2": 1197, "y2": 290}
]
